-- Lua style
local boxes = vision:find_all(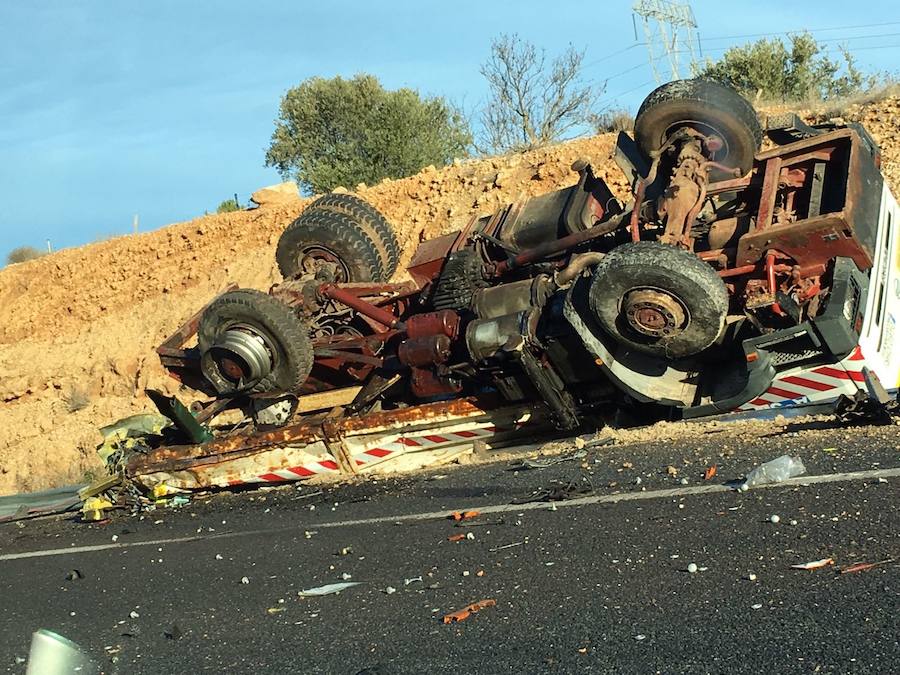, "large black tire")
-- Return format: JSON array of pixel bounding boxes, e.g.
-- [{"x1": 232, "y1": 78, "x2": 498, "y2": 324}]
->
[
  {"x1": 635, "y1": 79, "x2": 763, "y2": 180},
  {"x1": 198, "y1": 289, "x2": 313, "y2": 395},
  {"x1": 305, "y1": 193, "x2": 400, "y2": 279},
  {"x1": 276, "y1": 209, "x2": 383, "y2": 282},
  {"x1": 588, "y1": 242, "x2": 728, "y2": 359}
]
